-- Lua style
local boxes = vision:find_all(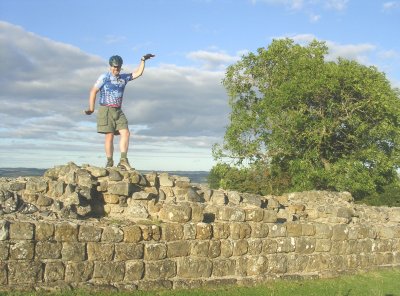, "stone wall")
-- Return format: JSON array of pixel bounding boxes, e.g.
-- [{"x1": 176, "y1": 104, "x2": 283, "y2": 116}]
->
[{"x1": 0, "y1": 162, "x2": 399, "y2": 292}]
